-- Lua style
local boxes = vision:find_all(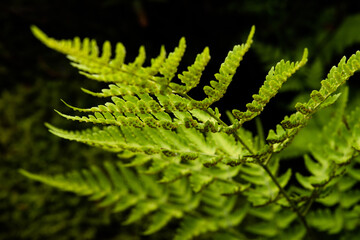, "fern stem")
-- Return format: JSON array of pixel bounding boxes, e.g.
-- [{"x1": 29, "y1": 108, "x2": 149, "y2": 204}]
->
[
  {"x1": 204, "y1": 107, "x2": 255, "y2": 154},
  {"x1": 260, "y1": 162, "x2": 313, "y2": 238},
  {"x1": 255, "y1": 117, "x2": 265, "y2": 148},
  {"x1": 177, "y1": 91, "x2": 256, "y2": 154},
  {"x1": 214, "y1": 115, "x2": 254, "y2": 153},
  {"x1": 301, "y1": 190, "x2": 317, "y2": 216}
]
